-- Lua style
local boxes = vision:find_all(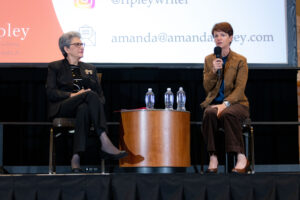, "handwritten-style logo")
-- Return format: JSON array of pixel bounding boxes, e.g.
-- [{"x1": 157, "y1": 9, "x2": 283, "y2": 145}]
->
[{"x1": 74, "y1": 0, "x2": 95, "y2": 9}]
